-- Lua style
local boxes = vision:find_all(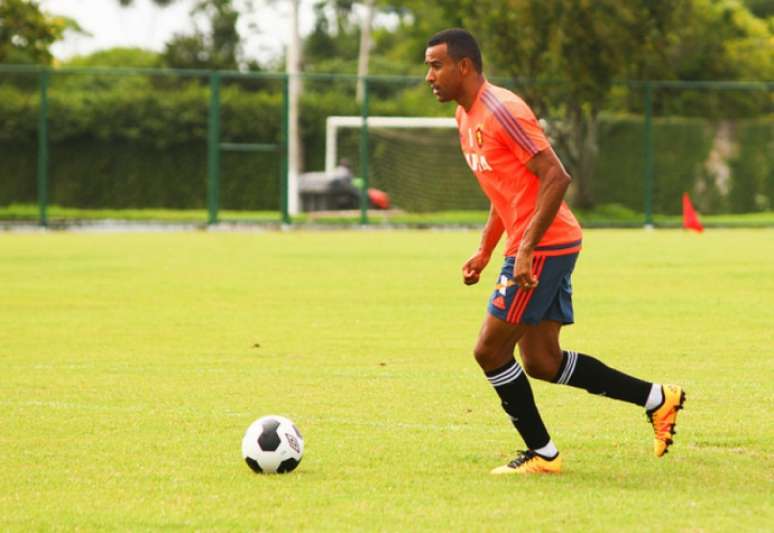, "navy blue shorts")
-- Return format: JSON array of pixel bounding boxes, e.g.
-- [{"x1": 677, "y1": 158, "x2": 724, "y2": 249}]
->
[{"x1": 487, "y1": 253, "x2": 578, "y2": 326}]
